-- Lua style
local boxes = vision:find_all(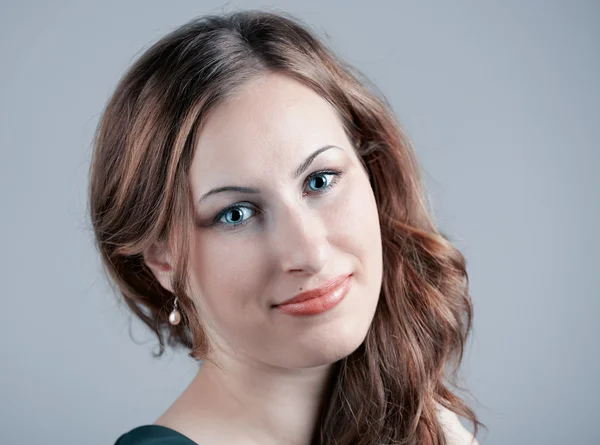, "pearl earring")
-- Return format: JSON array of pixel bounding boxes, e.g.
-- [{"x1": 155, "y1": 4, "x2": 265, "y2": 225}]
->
[{"x1": 168, "y1": 297, "x2": 182, "y2": 325}]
